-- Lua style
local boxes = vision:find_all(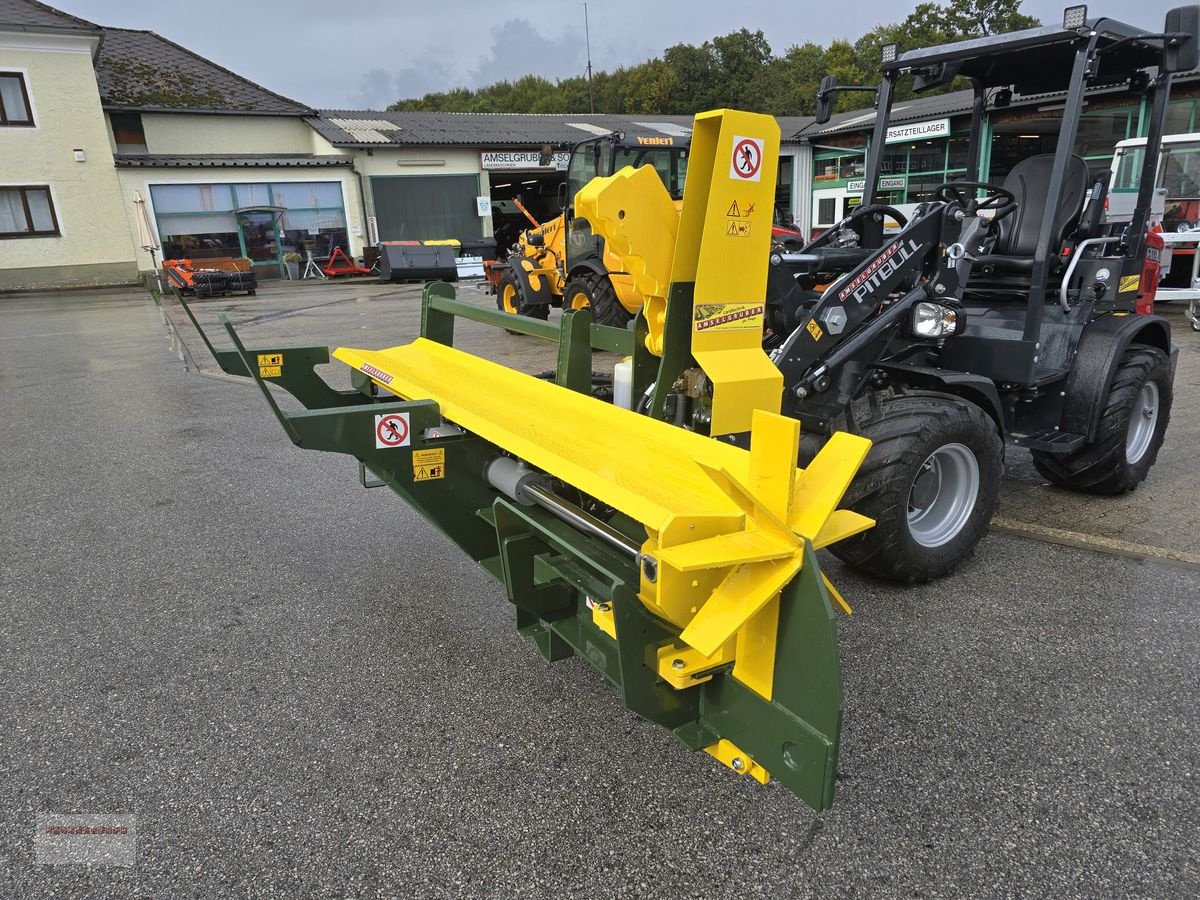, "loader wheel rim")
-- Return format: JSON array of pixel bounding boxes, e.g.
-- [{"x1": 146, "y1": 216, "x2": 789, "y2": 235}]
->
[
  {"x1": 501, "y1": 283, "x2": 518, "y2": 315},
  {"x1": 569, "y1": 290, "x2": 591, "y2": 310},
  {"x1": 1126, "y1": 381, "x2": 1160, "y2": 464},
  {"x1": 907, "y1": 443, "x2": 980, "y2": 548}
]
